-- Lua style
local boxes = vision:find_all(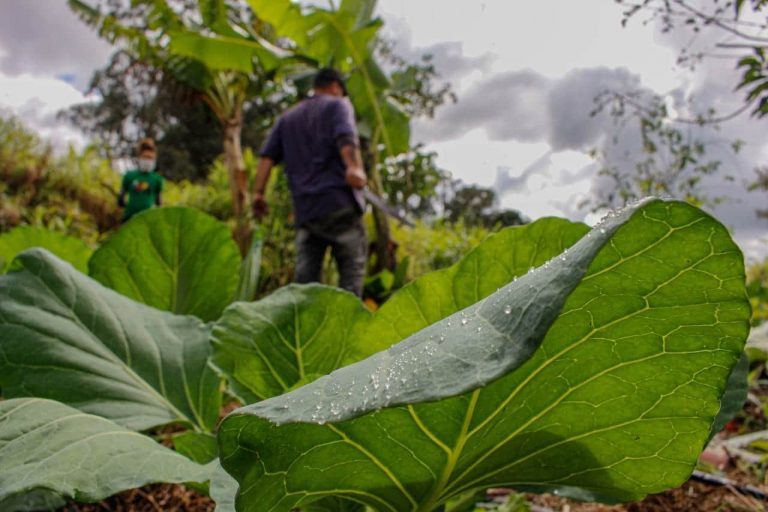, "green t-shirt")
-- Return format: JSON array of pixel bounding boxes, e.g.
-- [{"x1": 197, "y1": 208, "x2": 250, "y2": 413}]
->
[{"x1": 121, "y1": 170, "x2": 163, "y2": 221}]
